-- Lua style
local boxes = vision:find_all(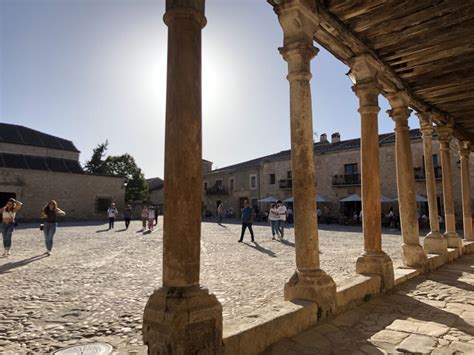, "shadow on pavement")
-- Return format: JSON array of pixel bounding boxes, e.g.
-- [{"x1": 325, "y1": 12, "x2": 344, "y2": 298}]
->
[
  {"x1": 0, "y1": 254, "x2": 48, "y2": 274},
  {"x1": 244, "y1": 242, "x2": 277, "y2": 257}
]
